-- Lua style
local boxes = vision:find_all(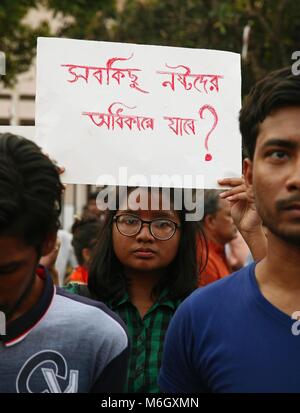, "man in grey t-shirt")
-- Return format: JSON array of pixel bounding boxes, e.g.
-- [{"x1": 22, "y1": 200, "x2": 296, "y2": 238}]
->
[{"x1": 0, "y1": 133, "x2": 129, "y2": 393}]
